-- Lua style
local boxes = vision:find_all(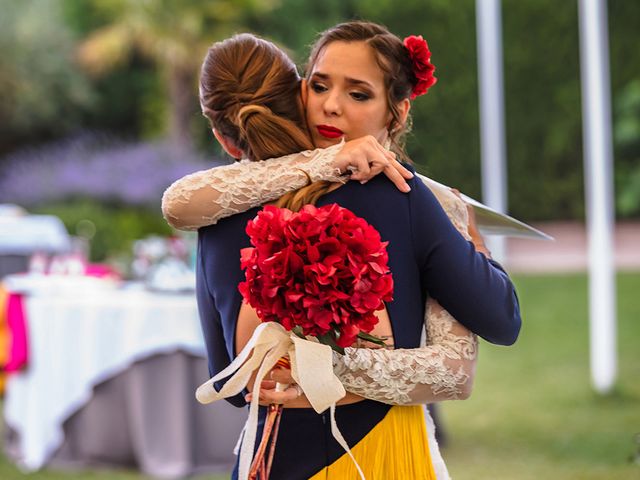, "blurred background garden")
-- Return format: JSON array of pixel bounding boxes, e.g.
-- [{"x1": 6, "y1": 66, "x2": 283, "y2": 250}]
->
[{"x1": 0, "y1": 0, "x2": 638, "y2": 479}]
